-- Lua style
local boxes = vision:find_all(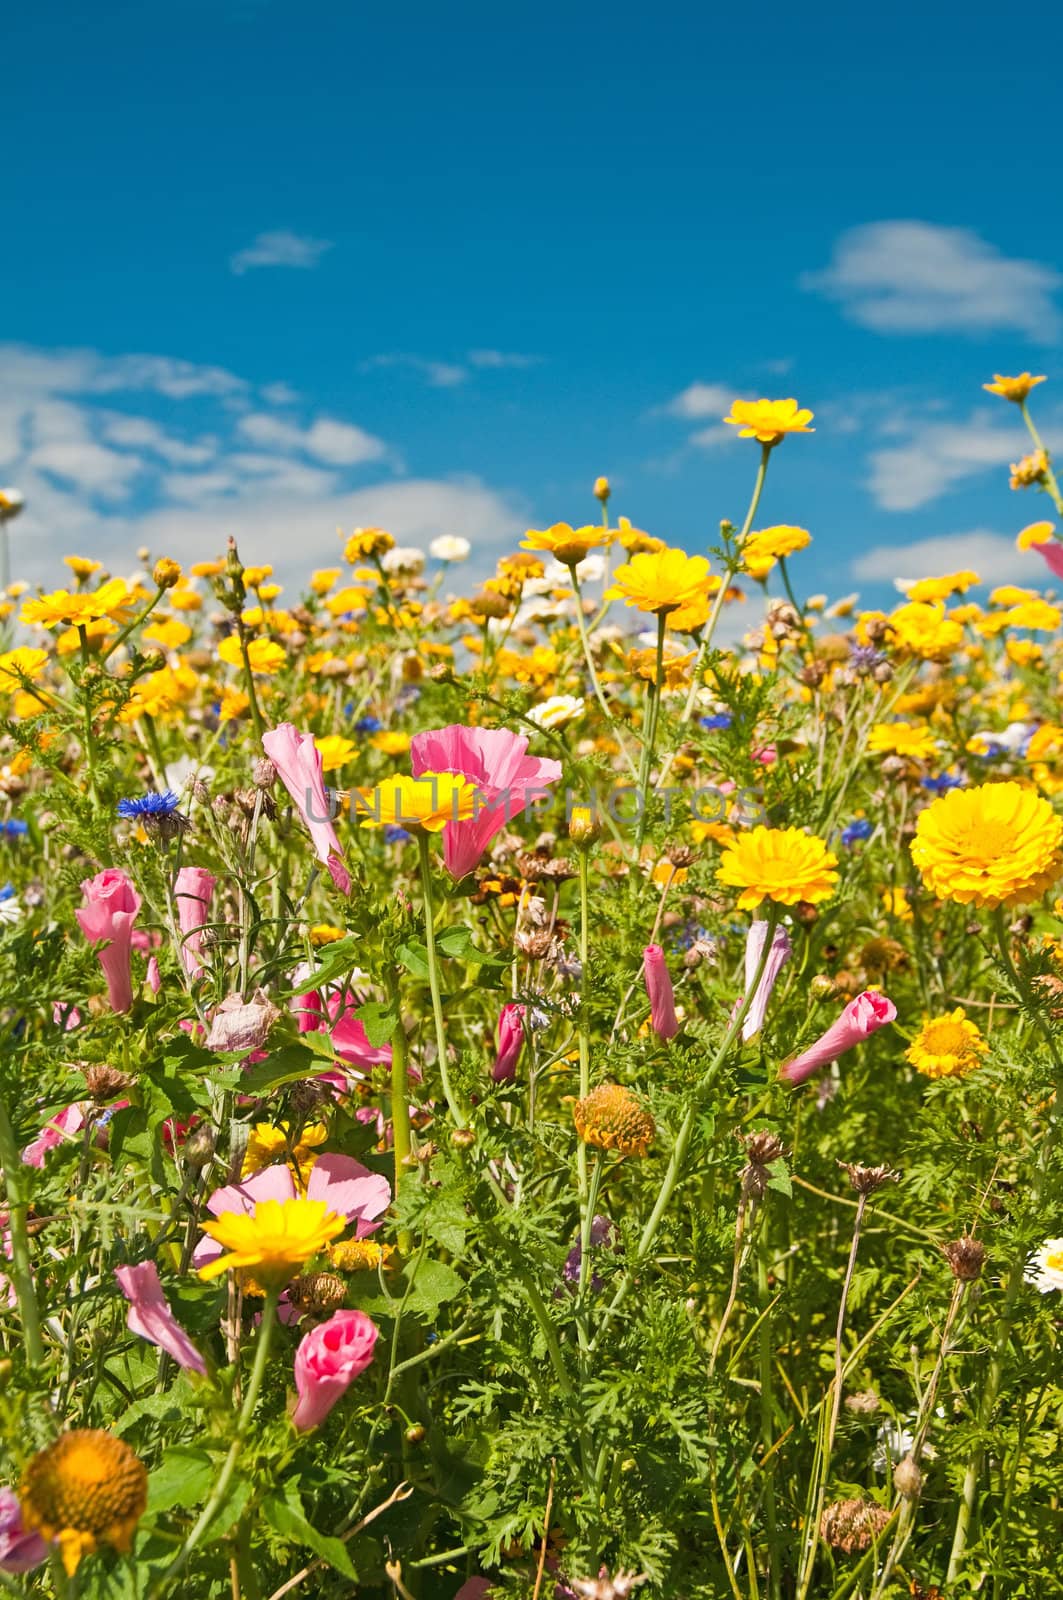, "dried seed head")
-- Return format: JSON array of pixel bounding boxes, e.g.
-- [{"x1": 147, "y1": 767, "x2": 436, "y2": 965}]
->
[
  {"x1": 515, "y1": 929, "x2": 555, "y2": 960},
  {"x1": 737, "y1": 1128, "x2": 788, "y2": 1198},
  {"x1": 893, "y1": 1455, "x2": 924, "y2": 1501},
  {"x1": 568, "y1": 1570, "x2": 648, "y2": 1600},
  {"x1": 820, "y1": 1497, "x2": 891, "y2": 1555},
  {"x1": 286, "y1": 1273, "x2": 348, "y2": 1314},
  {"x1": 82, "y1": 1065, "x2": 133, "y2": 1103},
  {"x1": 665, "y1": 843, "x2": 697, "y2": 869},
  {"x1": 252, "y1": 757, "x2": 277, "y2": 790},
  {"x1": 943, "y1": 1234, "x2": 986, "y2": 1282},
  {"x1": 838, "y1": 1161, "x2": 900, "y2": 1196},
  {"x1": 844, "y1": 1389, "x2": 880, "y2": 1415}
]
